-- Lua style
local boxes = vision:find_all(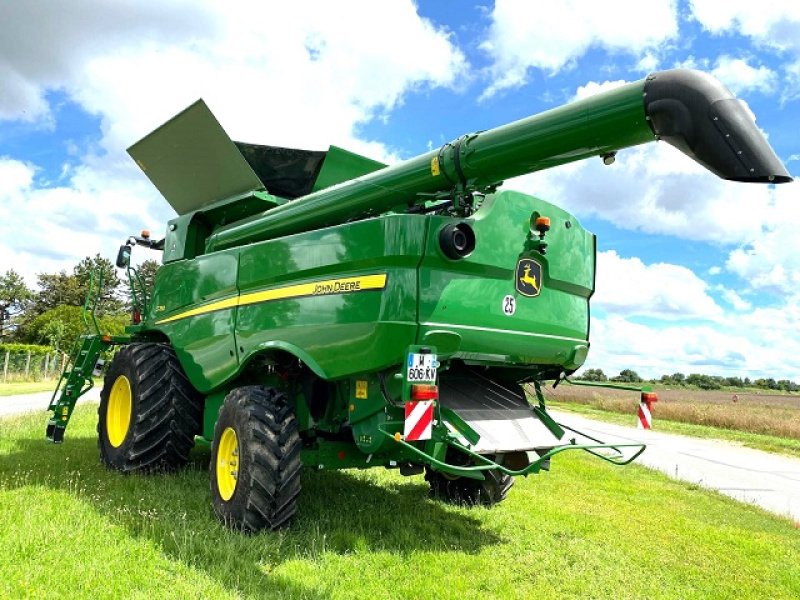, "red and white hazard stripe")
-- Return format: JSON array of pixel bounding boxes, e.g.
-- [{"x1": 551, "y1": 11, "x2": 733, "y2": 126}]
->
[
  {"x1": 637, "y1": 401, "x2": 652, "y2": 430},
  {"x1": 404, "y1": 400, "x2": 434, "y2": 441}
]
